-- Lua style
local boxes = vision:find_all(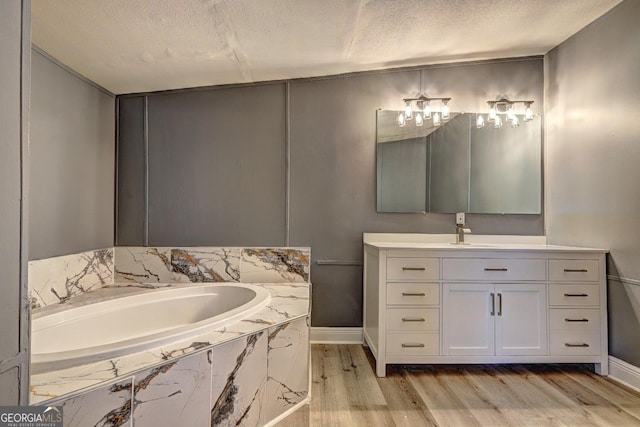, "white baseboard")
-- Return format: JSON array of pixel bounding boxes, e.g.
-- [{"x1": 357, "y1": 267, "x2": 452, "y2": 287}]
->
[
  {"x1": 310, "y1": 327, "x2": 363, "y2": 344},
  {"x1": 608, "y1": 356, "x2": 640, "y2": 393}
]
